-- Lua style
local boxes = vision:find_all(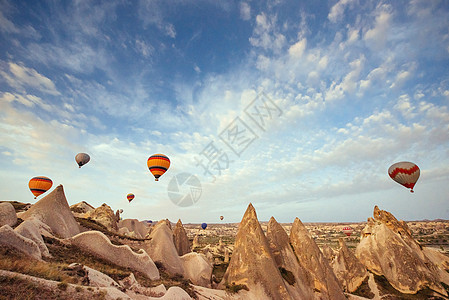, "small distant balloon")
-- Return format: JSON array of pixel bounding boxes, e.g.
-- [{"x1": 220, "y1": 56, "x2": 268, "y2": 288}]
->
[
  {"x1": 201, "y1": 223, "x2": 207, "y2": 230},
  {"x1": 388, "y1": 161, "x2": 420, "y2": 193},
  {"x1": 29, "y1": 176, "x2": 53, "y2": 199},
  {"x1": 147, "y1": 154, "x2": 170, "y2": 181},
  {"x1": 127, "y1": 193, "x2": 135, "y2": 203},
  {"x1": 342, "y1": 226, "x2": 353, "y2": 237},
  {"x1": 119, "y1": 209, "x2": 124, "y2": 213},
  {"x1": 75, "y1": 153, "x2": 90, "y2": 168},
  {"x1": 220, "y1": 216, "x2": 224, "y2": 221}
]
